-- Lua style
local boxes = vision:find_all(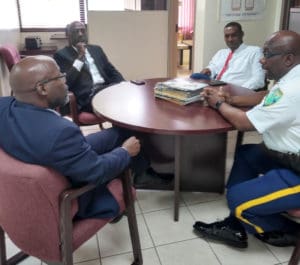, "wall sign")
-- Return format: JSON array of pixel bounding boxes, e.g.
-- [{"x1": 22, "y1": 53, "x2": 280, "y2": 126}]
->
[{"x1": 220, "y1": 0, "x2": 266, "y2": 21}]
